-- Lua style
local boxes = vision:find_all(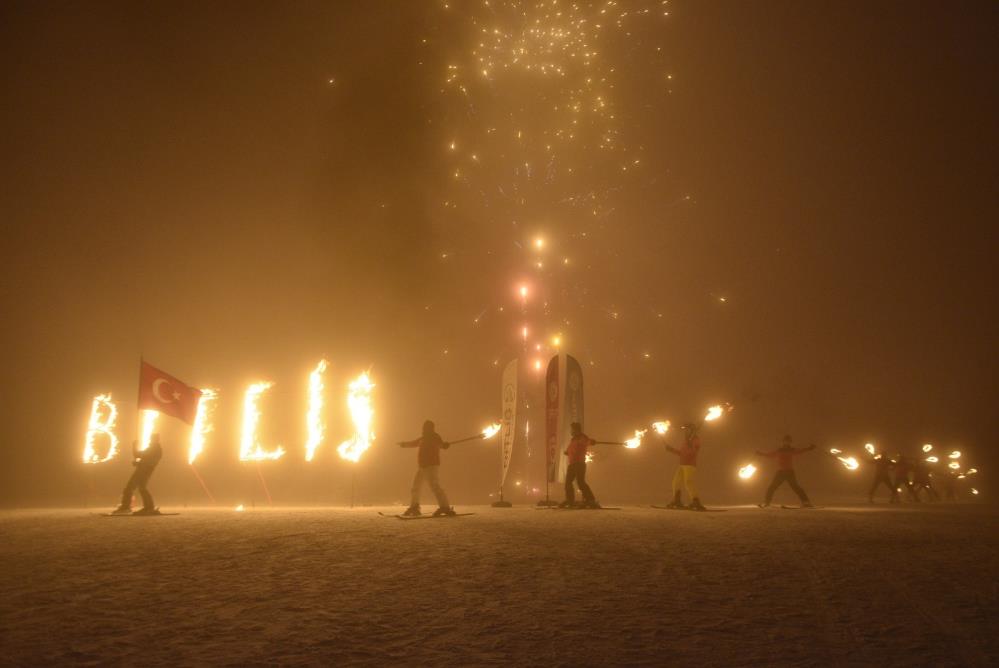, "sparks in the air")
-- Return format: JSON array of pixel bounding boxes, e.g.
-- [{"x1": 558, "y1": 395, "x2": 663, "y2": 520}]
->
[
  {"x1": 83, "y1": 393, "x2": 119, "y2": 463},
  {"x1": 836, "y1": 456, "x2": 860, "y2": 471},
  {"x1": 865, "y1": 443, "x2": 876, "y2": 456},
  {"x1": 304, "y1": 359, "x2": 329, "y2": 462},
  {"x1": 189, "y1": 388, "x2": 218, "y2": 465},
  {"x1": 949, "y1": 450, "x2": 961, "y2": 459},
  {"x1": 240, "y1": 382, "x2": 286, "y2": 461},
  {"x1": 337, "y1": 372, "x2": 375, "y2": 462}
]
